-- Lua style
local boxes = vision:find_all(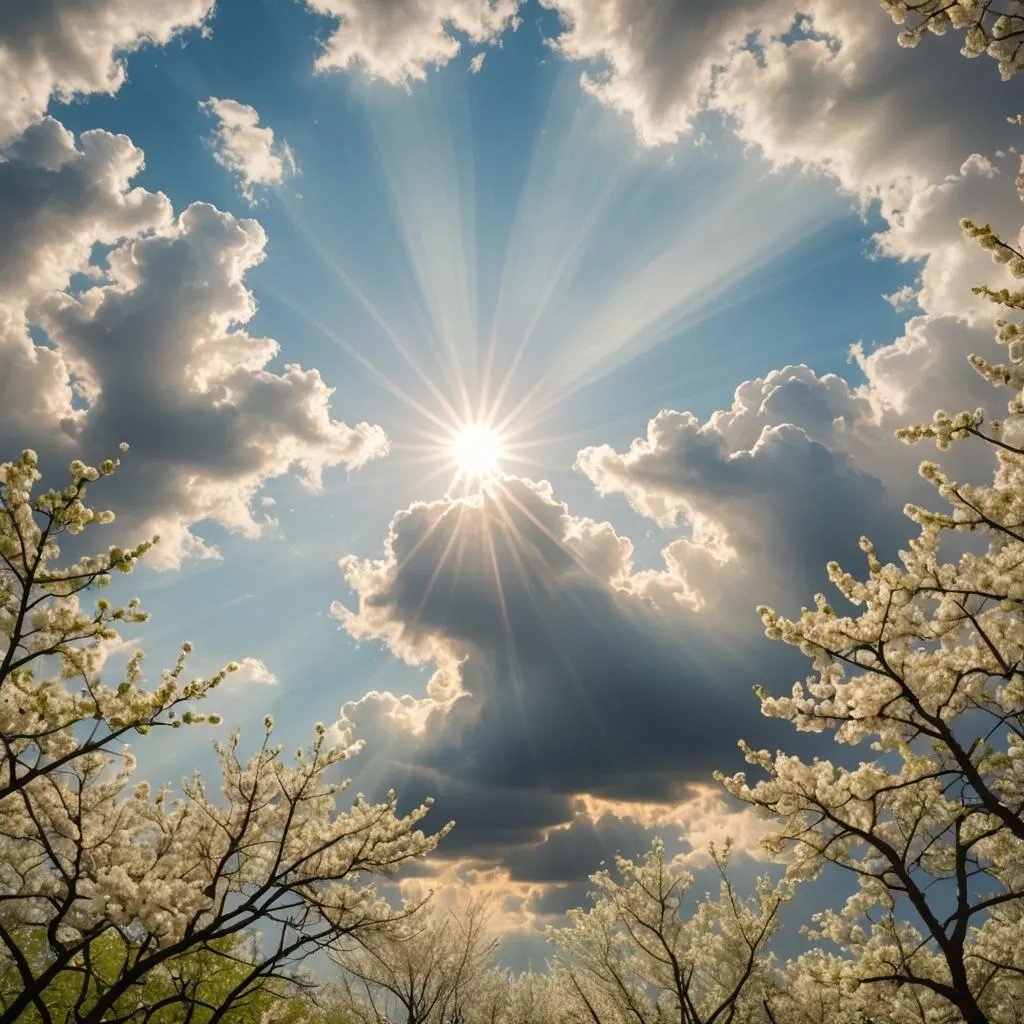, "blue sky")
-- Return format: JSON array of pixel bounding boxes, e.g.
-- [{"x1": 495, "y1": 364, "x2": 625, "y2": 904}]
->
[{"x1": 2, "y1": 0, "x2": 1021, "y2": 967}]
